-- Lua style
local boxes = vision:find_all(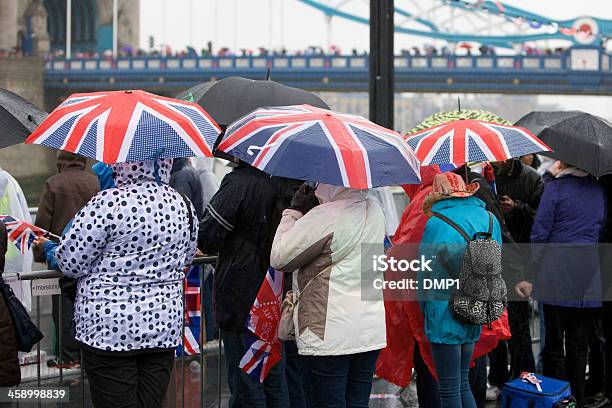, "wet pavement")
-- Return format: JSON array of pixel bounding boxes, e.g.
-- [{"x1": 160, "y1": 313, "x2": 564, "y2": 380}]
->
[{"x1": 12, "y1": 352, "x2": 502, "y2": 408}]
